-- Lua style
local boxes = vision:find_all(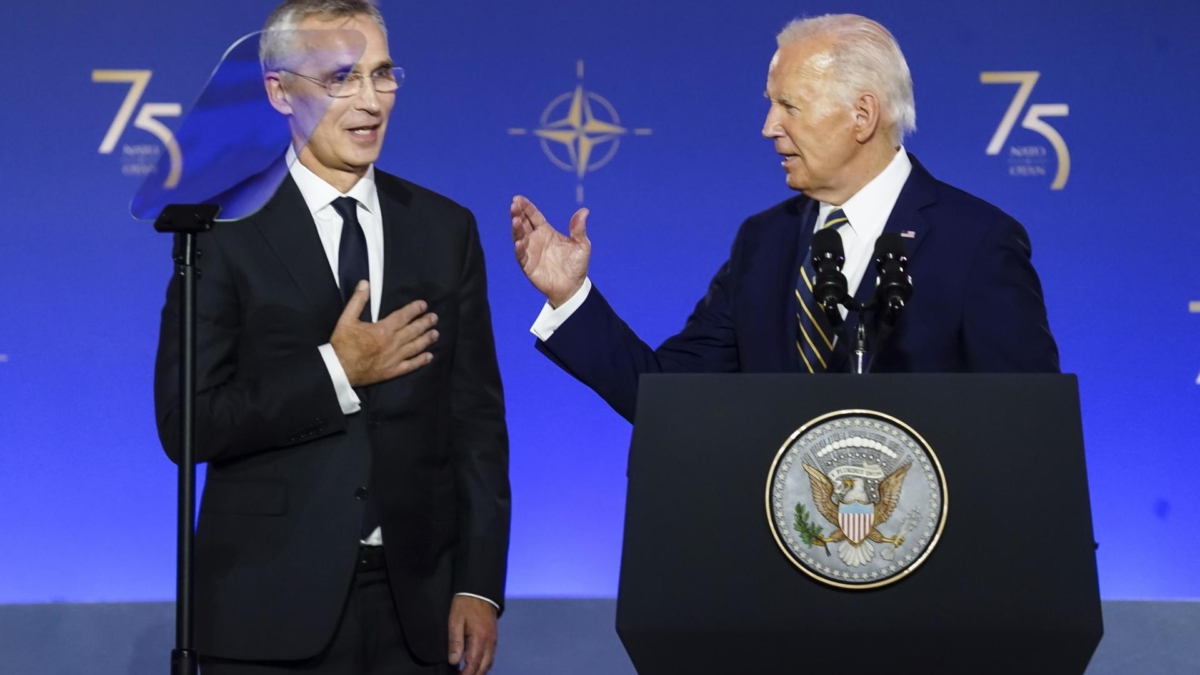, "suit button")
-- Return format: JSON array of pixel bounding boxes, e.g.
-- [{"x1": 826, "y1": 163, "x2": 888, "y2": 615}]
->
[{"x1": 354, "y1": 487, "x2": 370, "y2": 500}]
